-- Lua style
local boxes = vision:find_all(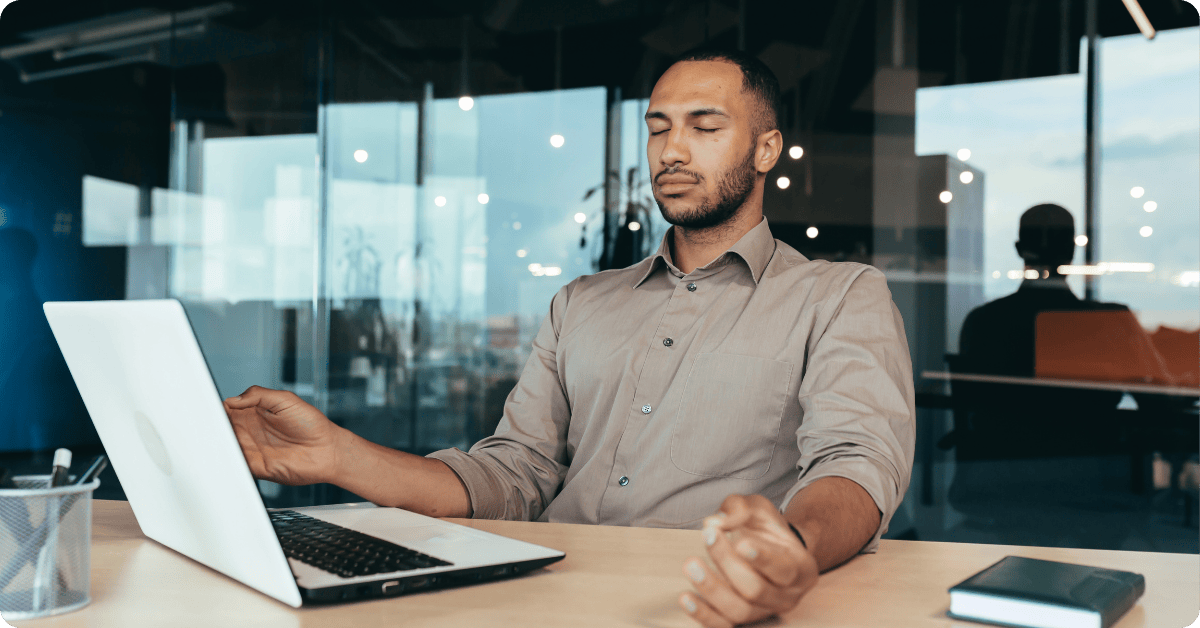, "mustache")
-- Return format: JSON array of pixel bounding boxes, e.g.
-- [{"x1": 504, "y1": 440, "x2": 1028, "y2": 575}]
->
[{"x1": 654, "y1": 166, "x2": 704, "y2": 184}]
